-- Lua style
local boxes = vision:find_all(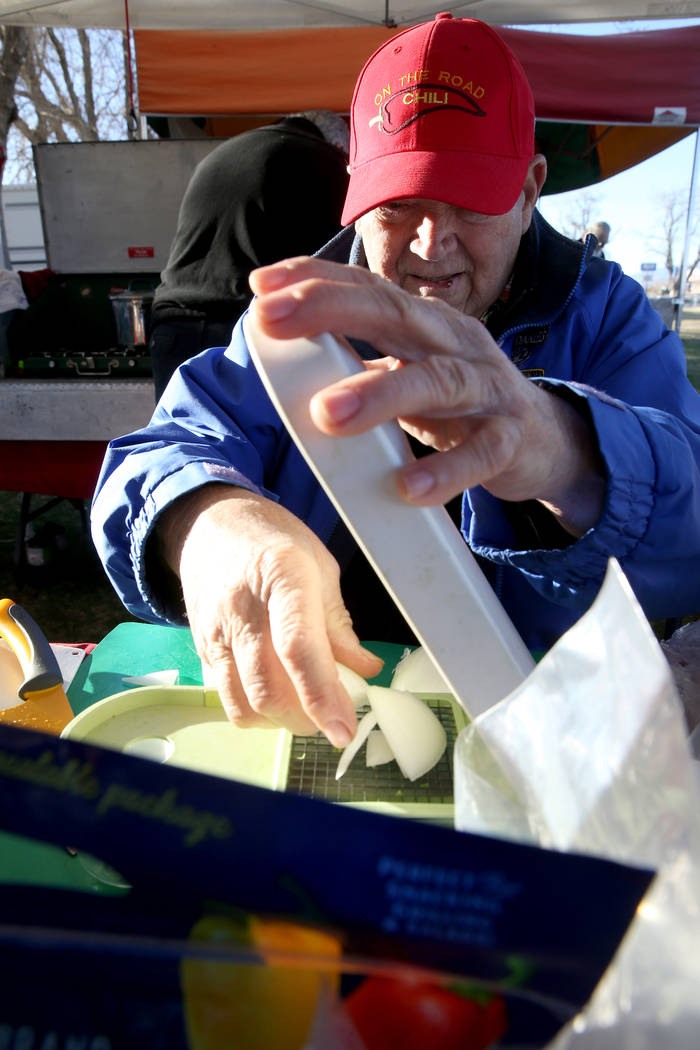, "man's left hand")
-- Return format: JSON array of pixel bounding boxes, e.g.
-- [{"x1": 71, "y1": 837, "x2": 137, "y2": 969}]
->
[{"x1": 249, "y1": 257, "x2": 605, "y2": 537}]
